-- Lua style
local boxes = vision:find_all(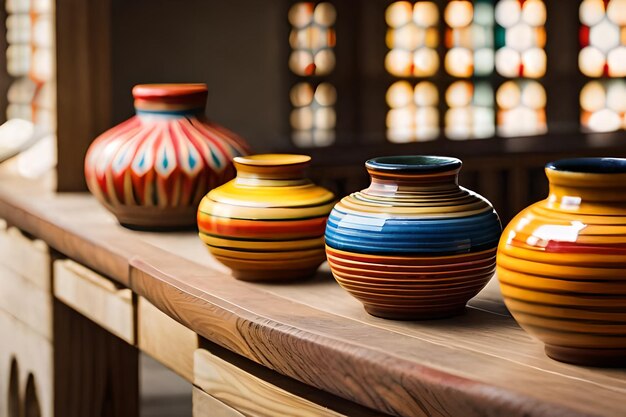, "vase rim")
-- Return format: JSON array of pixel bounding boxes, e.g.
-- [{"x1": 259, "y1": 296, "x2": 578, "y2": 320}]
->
[
  {"x1": 366, "y1": 155, "x2": 462, "y2": 173},
  {"x1": 233, "y1": 154, "x2": 311, "y2": 167},
  {"x1": 546, "y1": 158, "x2": 626, "y2": 174},
  {"x1": 132, "y1": 83, "x2": 208, "y2": 99}
]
